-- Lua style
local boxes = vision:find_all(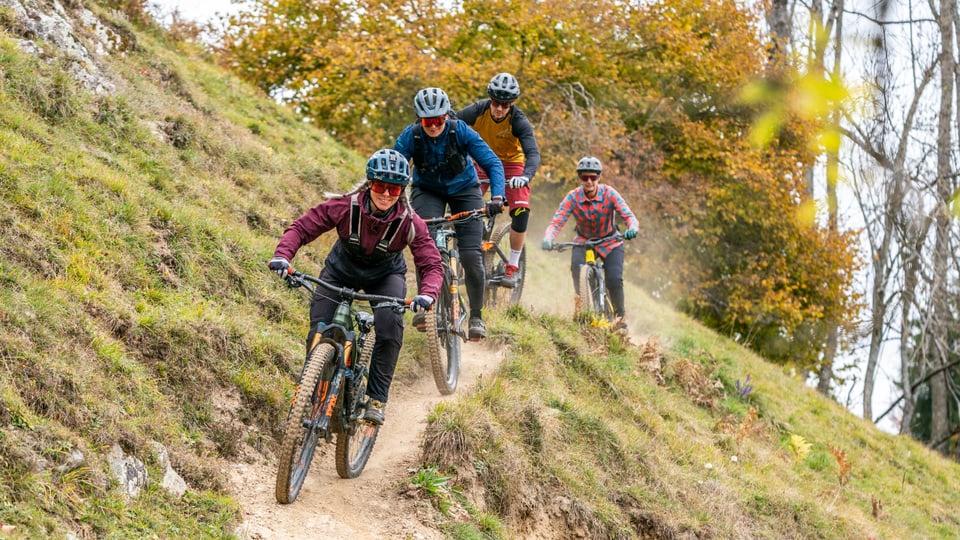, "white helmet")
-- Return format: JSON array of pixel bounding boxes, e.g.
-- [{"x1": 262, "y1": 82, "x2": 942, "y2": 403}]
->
[
  {"x1": 576, "y1": 156, "x2": 603, "y2": 174},
  {"x1": 414, "y1": 87, "x2": 451, "y2": 118}
]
